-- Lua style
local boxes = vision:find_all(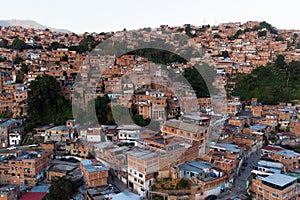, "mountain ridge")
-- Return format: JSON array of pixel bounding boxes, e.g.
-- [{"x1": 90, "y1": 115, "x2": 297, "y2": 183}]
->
[{"x1": 0, "y1": 19, "x2": 72, "y2": 33}]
